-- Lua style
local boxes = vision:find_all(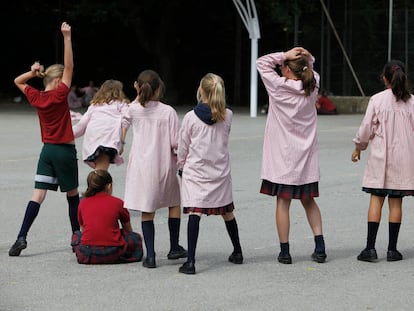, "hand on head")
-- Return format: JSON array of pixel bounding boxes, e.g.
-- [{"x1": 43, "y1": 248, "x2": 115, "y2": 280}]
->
[
  {"x1": 31, "y1": 62, "x2": 44, "y2": 78},
  {"x1": 285, "y1": 47, "x2": 311, "y2": 61}
]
